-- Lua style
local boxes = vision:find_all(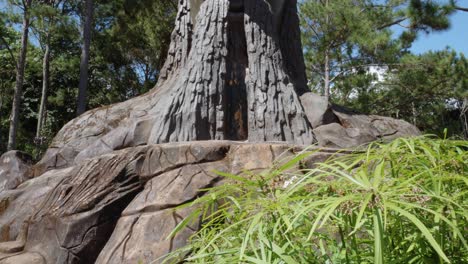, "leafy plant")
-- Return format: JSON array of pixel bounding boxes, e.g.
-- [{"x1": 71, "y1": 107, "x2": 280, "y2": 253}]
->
[{"x1": 164, "y1": 136, "x2": 467, "y2": 263}]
